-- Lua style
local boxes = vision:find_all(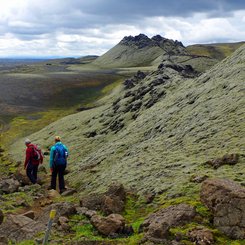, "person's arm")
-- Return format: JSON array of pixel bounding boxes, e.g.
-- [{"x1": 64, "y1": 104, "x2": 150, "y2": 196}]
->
[
  {"x1": 24, "y1": 148, "x2": 31, "y2": 169},
  {"x1": 49, "y1": 146, "x2": 55, "y2": 169}
]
